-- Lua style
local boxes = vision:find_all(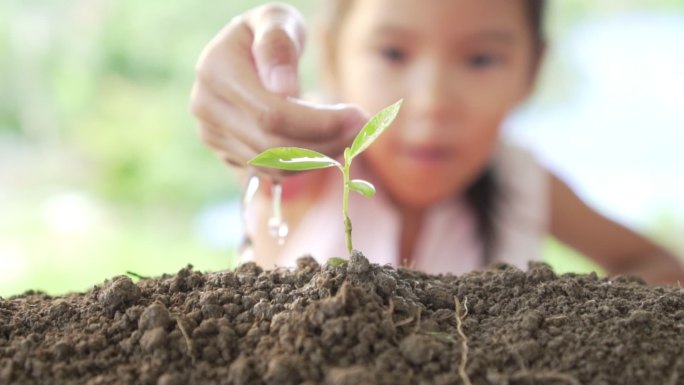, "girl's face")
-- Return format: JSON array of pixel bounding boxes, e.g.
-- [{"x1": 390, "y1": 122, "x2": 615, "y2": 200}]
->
[{"x1": 331, "y1": 0, "x2": 540, "y2": 208}]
